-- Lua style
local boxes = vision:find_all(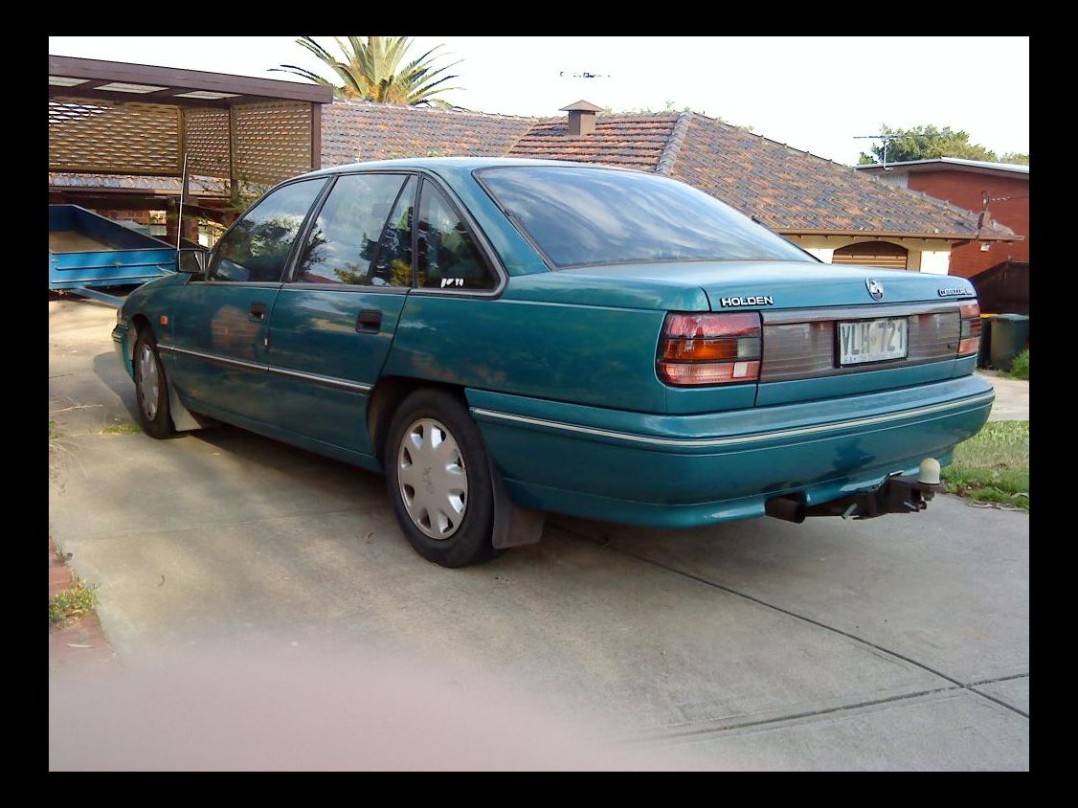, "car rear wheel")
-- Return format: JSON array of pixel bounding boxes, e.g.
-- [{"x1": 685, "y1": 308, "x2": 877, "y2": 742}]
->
[
  {"x1": 386, "y1": 389, "x2": 499, "y2": 568},
  {"x1": 134, "y1": 330, "x2": 174, "y2": 439}
]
